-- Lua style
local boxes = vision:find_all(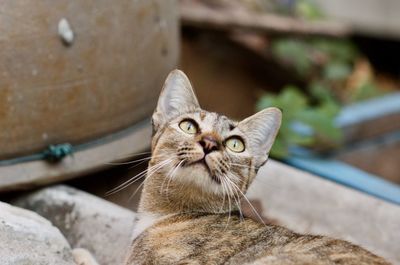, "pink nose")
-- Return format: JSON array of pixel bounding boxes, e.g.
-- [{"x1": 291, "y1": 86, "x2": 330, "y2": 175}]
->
[{"x1": 199, "y1": 135, "x2": 219, "y2": 154}]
